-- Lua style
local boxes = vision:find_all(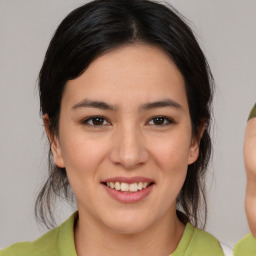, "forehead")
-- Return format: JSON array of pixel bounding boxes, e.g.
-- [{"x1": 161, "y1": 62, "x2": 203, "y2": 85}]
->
[{"x1": 63, "y1": 44, "x2": 187, "y2": 109}]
